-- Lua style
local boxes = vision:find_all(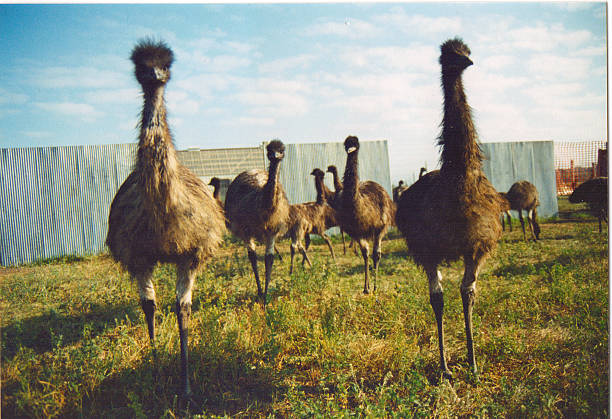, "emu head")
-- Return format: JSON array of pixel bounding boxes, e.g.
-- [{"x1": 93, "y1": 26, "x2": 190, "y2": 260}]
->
[
  {"x1": 131, "y1": 39, "x2": 174, "y2": 87},
  {"x1": 266, "y1": 140, "x2": 285, "y2": 162},
  {"x1": 439, "y1": 38, "x2": 473, "y2": 72},
  {"x1": 208, "y1": 177, "x2": 220, "y2": 188},
  {"x1": 344, "y1": 136, "x2": 360, "y2": 154},
  {"x1": 326, "y1": 165, "x2": 337, "y2": 174},
  {"x1": 310, "y1": 168, "x2": 325, "y2": 178}
]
